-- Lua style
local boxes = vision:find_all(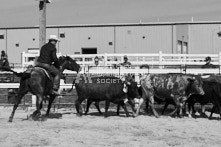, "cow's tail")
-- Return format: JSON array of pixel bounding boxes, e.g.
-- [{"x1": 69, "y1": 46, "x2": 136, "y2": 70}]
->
[
  {"x1": 0, "y1": 67, "x2": 31, "y2": 79},
  {"x1": 68, "y1": 78, "x2": 76, "y2": 93}
]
